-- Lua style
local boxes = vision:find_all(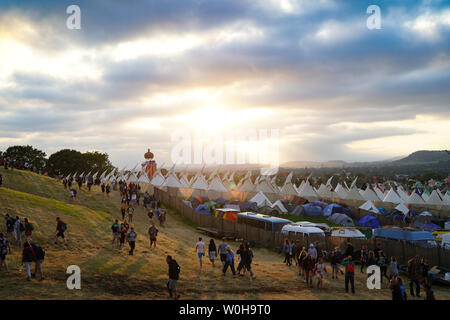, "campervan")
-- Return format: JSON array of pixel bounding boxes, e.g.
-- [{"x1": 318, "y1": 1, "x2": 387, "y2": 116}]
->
[
  {"x1": 330, "y1": 228, "x2": 366, "y2": 239},
  {"x1": 291, "y1": 221, "x2": 331, "y2": 235},
  {"x1": 281, "y1": 224, "x2": 325, "y2": 237}
]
